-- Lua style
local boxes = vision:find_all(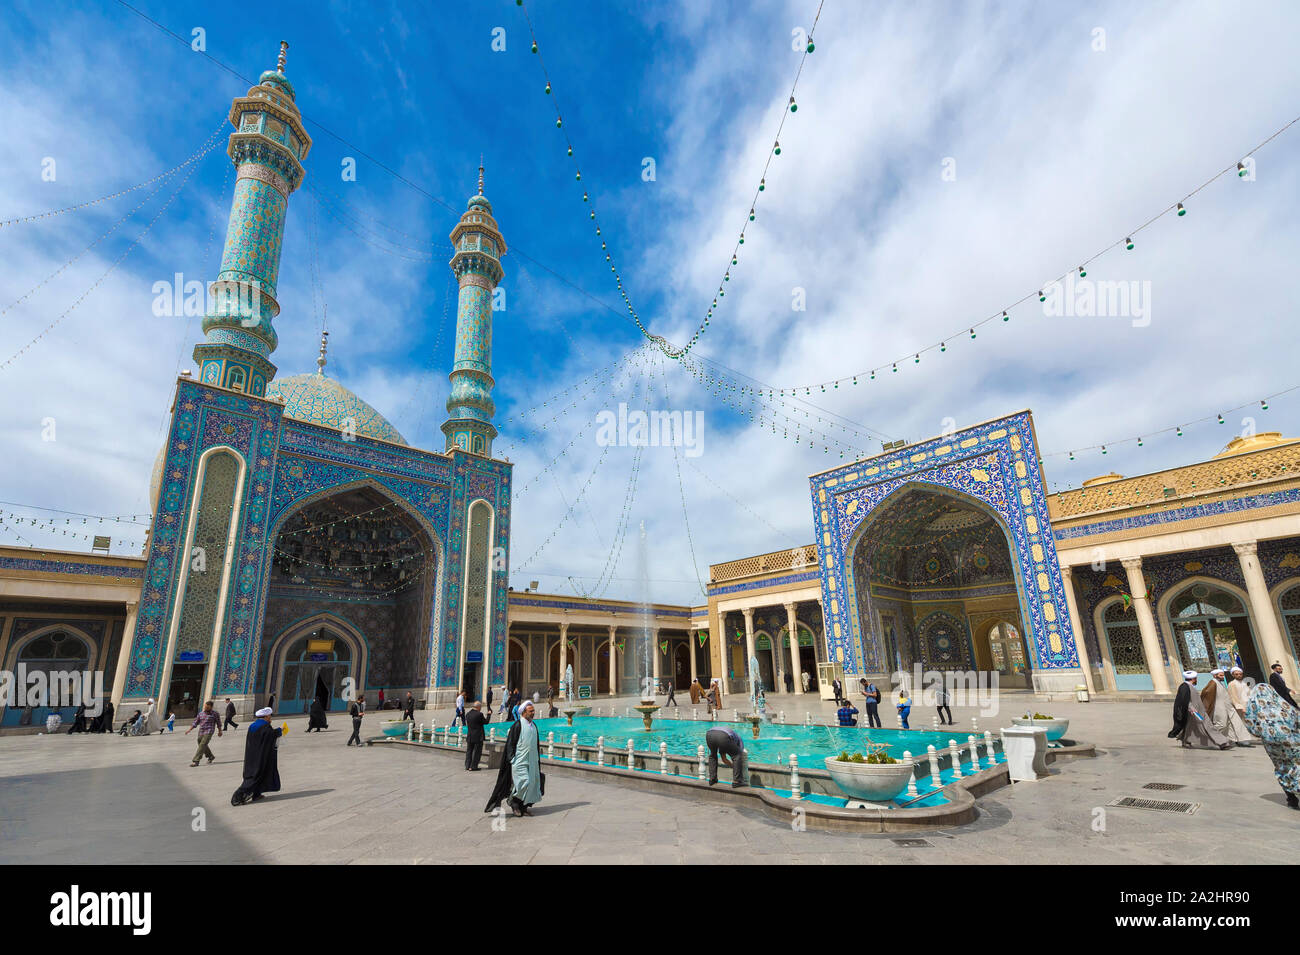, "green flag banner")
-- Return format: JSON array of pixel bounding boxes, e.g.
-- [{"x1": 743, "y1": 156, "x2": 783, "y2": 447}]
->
[
  {"x1": 659, "y1": 640, "x2": 668, "y2": 655},
  {"x1": 697, "y1": 630, "x2": 708, "y2": 647}
]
